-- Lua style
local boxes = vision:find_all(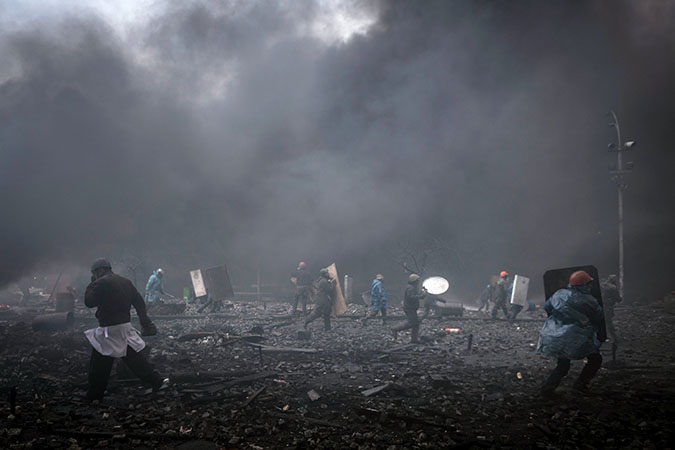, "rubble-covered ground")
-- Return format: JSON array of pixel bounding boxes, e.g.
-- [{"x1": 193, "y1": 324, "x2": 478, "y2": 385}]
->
[{"x1": 2, "y1": 299, "x2": 675, "y2": 450}]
